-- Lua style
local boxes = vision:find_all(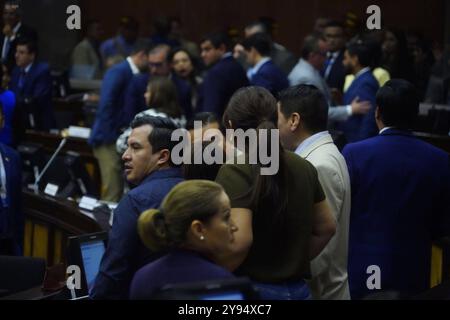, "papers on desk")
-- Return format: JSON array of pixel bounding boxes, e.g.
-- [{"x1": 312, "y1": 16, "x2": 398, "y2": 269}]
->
[
  {"x1": 78, "y1": 196, "x2": 99, "y2": 211},
  {"x1": 67, "y1": 126, "x2": 91, "y2": 139}
]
